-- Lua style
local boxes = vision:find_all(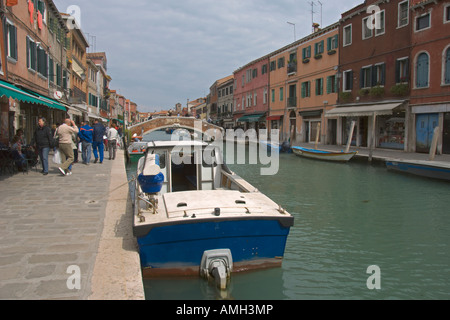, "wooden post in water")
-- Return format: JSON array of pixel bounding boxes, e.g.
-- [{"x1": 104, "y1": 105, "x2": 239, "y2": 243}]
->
[
  {"x1": 429, "y1": 126, "x2": 440, "y2": 161},
  {"x1": 345, "y1": 121, "x2": 356, "y2": 153},
  {"x1": 369, "y1": 115, "x2": 377, "y2": 162},
  {"x1": 314, "y1": 122, "x2": 321, "y2": 150}
]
